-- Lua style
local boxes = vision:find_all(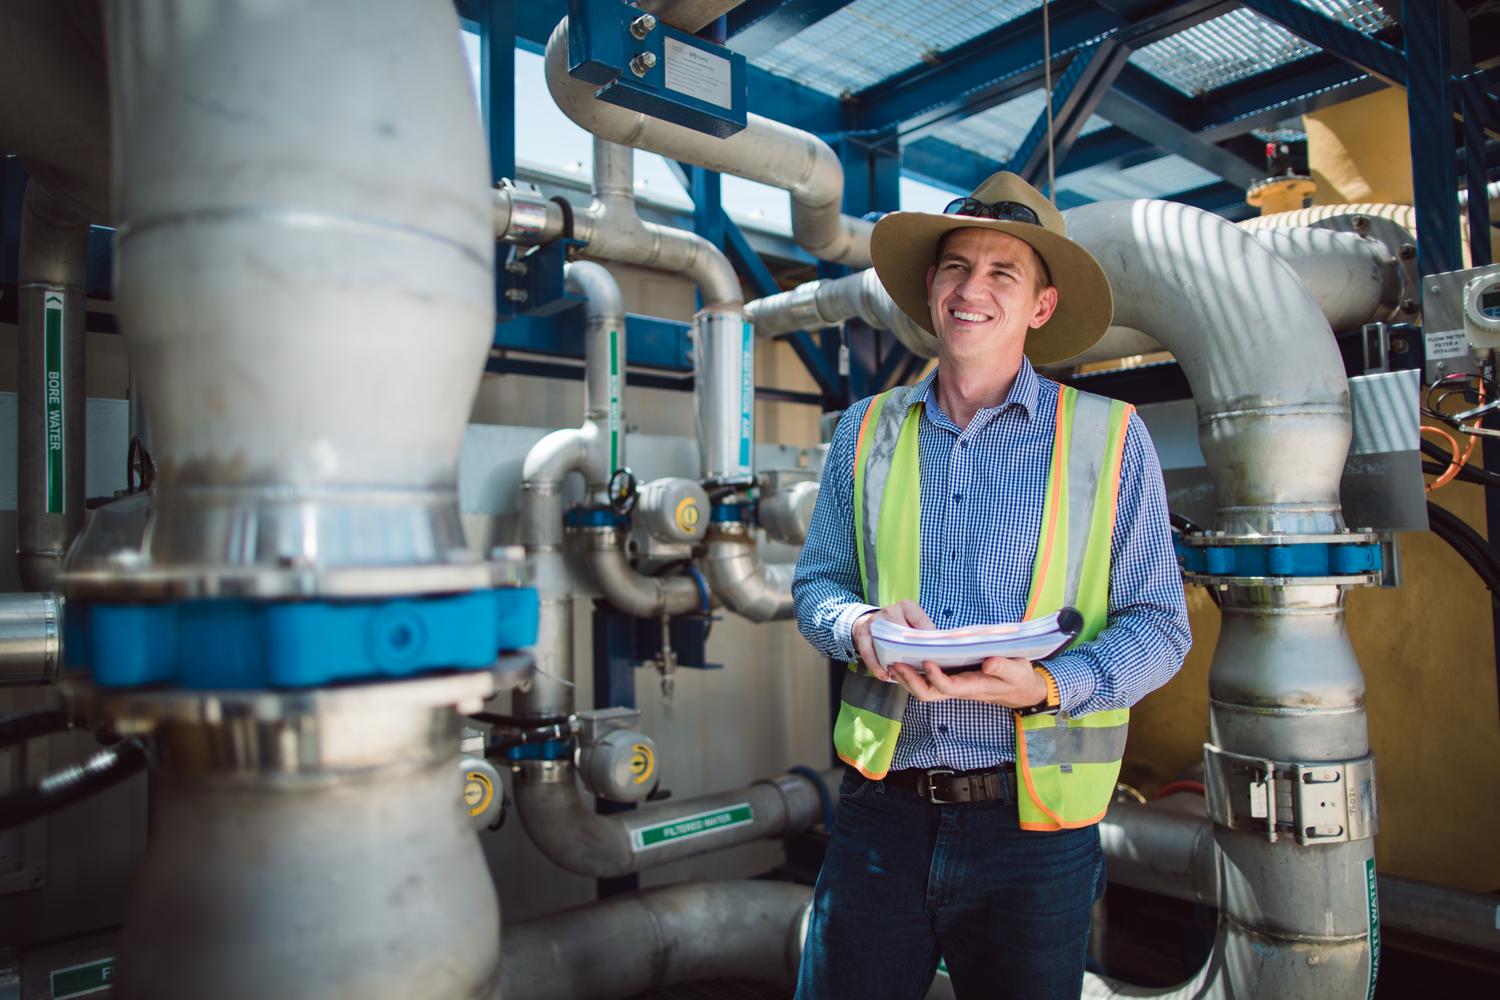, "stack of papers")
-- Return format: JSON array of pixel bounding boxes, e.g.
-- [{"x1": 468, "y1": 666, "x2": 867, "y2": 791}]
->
[{"x1": 870, "y1": 607, "x2": 1082, "y2": 672}]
